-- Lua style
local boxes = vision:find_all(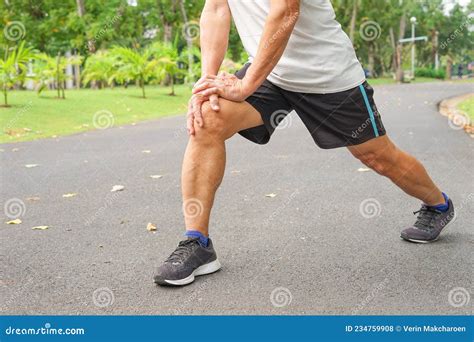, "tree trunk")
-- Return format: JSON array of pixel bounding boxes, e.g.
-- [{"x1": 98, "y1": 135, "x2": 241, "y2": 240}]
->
[
  {"x1": 349, "y1": 0, "x2": 358, "y2": 43},
  {"x1": 141, "y1": 78, "x2": 146, "y2": 98},
  {"x1": 56, "y1": 53, "x2": 61, "y2": 98},
  {"x1": 368, "y1": 45, "x2": 375, "y2": 77},
  {"x1": 76, "y1": 0, "x2": 85, "y2": 17},
  {"x1": 179, "y1": 0, "x2": 194, "y2": 83},
  {"x1": 169, "y1": 77, "x2": 175, "y2": 96},
  {"x1": 74, "y1": 50, "x2": 81, "y2": 89},
  {"x1": 446, "y1": 56, "x2": 453, "y2": 80},
  {"x1": 3, "y1": 87, "x2": 8, "y2": 107}
]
